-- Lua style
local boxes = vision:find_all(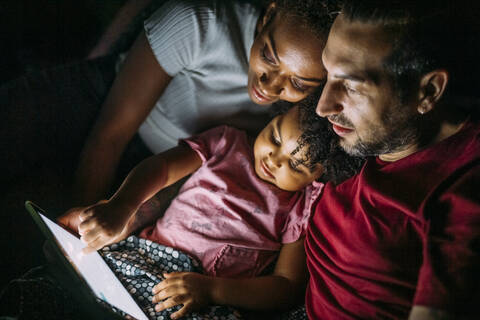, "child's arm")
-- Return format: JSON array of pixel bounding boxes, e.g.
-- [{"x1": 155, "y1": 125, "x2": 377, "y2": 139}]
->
[
  {"x1": 152, "y1": 238, "x2": 308, "y2": 319},
  {"x1": 68, "y1": 144, "x2": 202, "y2": 253}
]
